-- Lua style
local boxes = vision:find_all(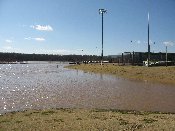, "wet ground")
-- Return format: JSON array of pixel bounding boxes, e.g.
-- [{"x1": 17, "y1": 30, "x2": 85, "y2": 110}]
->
[{"x1": 0, "y1": 62, "x2": 175, "y2": 114}]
